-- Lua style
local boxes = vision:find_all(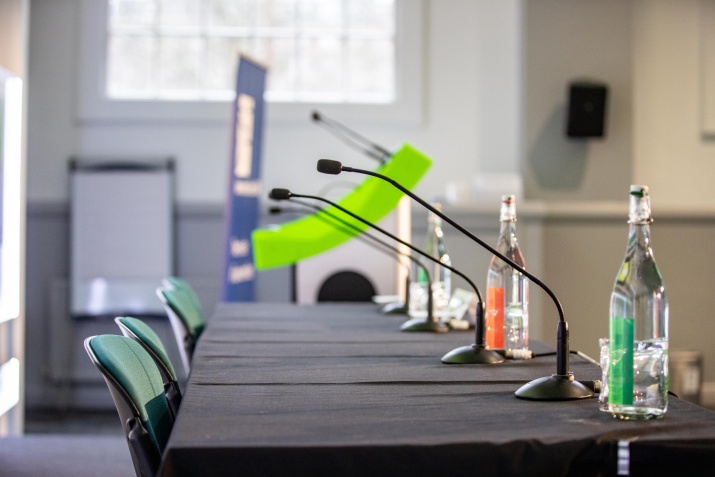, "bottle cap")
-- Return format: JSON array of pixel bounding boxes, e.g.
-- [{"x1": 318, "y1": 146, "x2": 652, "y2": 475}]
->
[
  {"x1": 629, "y1": 185, "x2": 649, "y2": 197},
  {"x1": 500, "y1": 195, "x2": 517, "y2": 222},
  {"x1": 628, "y1": 185, "x2": 652, "y2": 224}
]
